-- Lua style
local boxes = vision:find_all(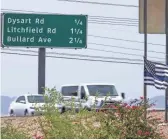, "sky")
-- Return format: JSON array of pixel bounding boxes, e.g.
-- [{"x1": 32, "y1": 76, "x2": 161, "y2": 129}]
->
[{"x1": 0, "y1": 0, "x2": 166, "y2": 99}]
